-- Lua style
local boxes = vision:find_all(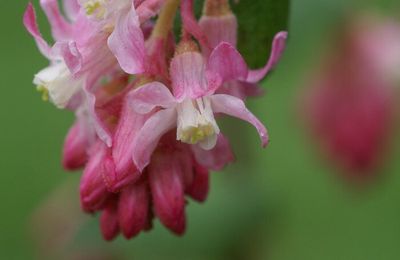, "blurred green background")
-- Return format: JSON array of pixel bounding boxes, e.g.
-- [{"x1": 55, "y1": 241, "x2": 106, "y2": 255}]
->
[{"x1": 1, "y1": 0, "x2": 400, "y2": 259}]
